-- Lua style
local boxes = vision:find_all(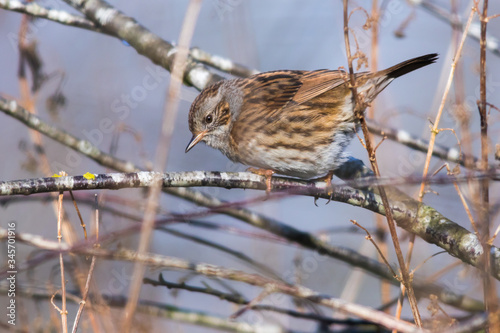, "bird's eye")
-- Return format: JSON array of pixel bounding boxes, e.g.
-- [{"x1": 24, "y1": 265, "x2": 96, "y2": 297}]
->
[{"x1": 205, "y1": 114, "x2": 213, "y2": 124}]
